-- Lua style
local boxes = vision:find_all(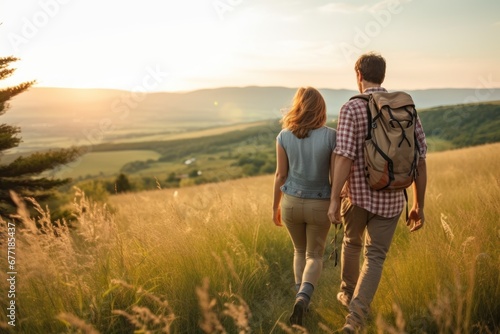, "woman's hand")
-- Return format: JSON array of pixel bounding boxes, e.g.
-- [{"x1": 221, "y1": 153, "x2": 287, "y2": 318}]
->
[{"x1": 272, "y1": 207, "x2": 283, "y2": 227}]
